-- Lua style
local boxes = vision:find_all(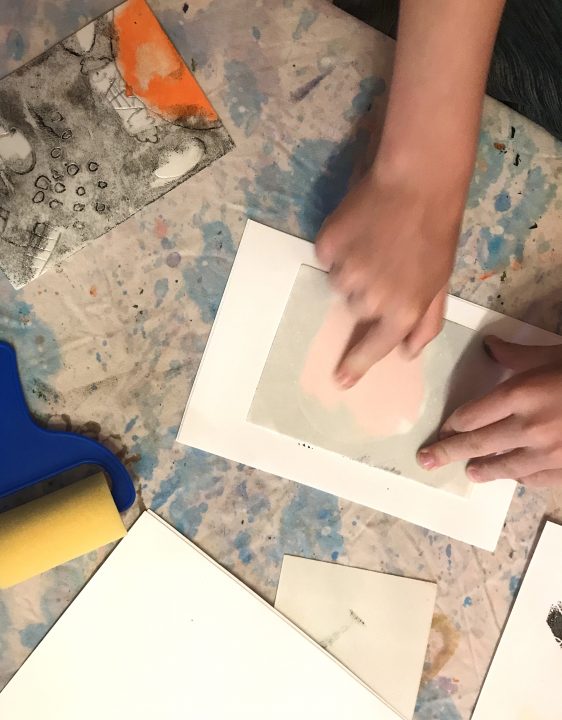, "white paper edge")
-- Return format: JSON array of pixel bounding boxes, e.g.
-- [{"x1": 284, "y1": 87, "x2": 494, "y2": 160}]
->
[{"x1": 177, "y1": 219, "x2": 561, "y2": 552}]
